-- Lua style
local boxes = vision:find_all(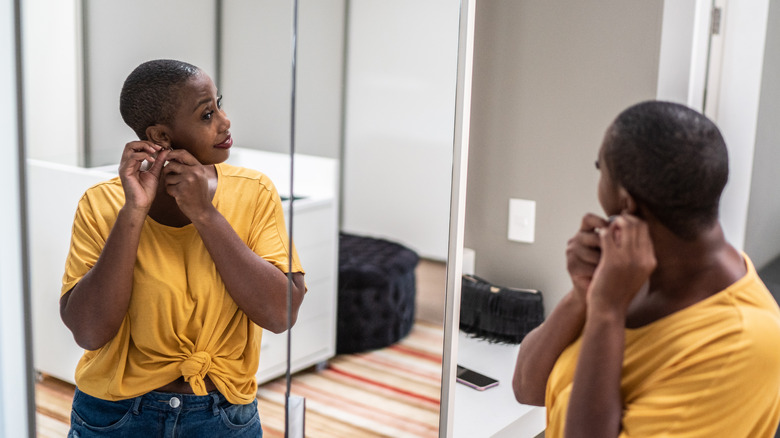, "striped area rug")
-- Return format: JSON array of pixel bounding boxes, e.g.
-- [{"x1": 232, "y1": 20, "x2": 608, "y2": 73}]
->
[
  {"x1": 34, "y1": 321, "x2": 443, "y2": 438},
  {"x1": 257, "y1": 321, "x2": 444, "y2": 437}
]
